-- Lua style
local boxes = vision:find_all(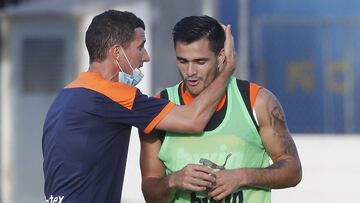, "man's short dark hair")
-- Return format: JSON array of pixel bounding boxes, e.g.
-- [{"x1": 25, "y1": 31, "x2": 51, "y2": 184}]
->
[
  {"x1": 85, "y1": 10, "x2": 145, "y2": 62},
  {"x1": 172, "y1": 15, "x2": 225, "y2": 54}
]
